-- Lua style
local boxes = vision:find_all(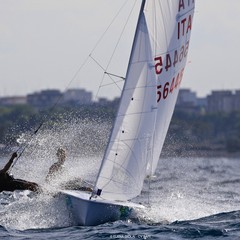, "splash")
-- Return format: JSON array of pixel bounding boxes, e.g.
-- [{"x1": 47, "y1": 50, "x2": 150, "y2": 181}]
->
[
  {"x1": 0, "y1": 117, "x2": 111, "y2": 230},
  {"x1": 132, "y1": 157, "x2": 240, "y2": 224},
  {"x1": 13, "y1": 117, "x2": 111, "y2": 182},
  {"x1": 0, "y1": 191, "x2": 74, "y2": 230},
  {"x1": 2, "y1": 118, "x2": 240, "y2": 229}
]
